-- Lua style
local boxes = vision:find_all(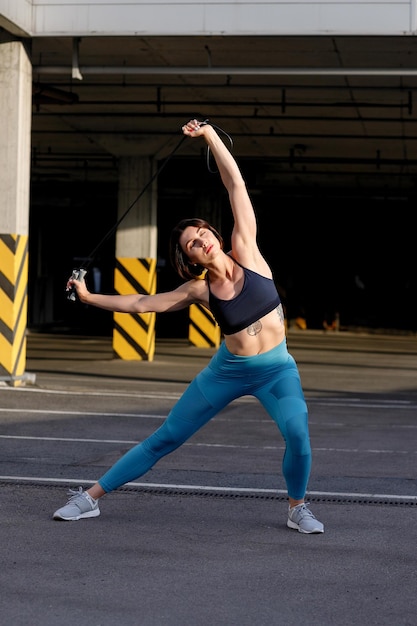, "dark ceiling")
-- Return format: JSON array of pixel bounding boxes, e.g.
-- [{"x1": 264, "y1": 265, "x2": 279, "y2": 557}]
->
[{"x1": 24, "y1": 33, "x2": 417, "y2": 197}]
